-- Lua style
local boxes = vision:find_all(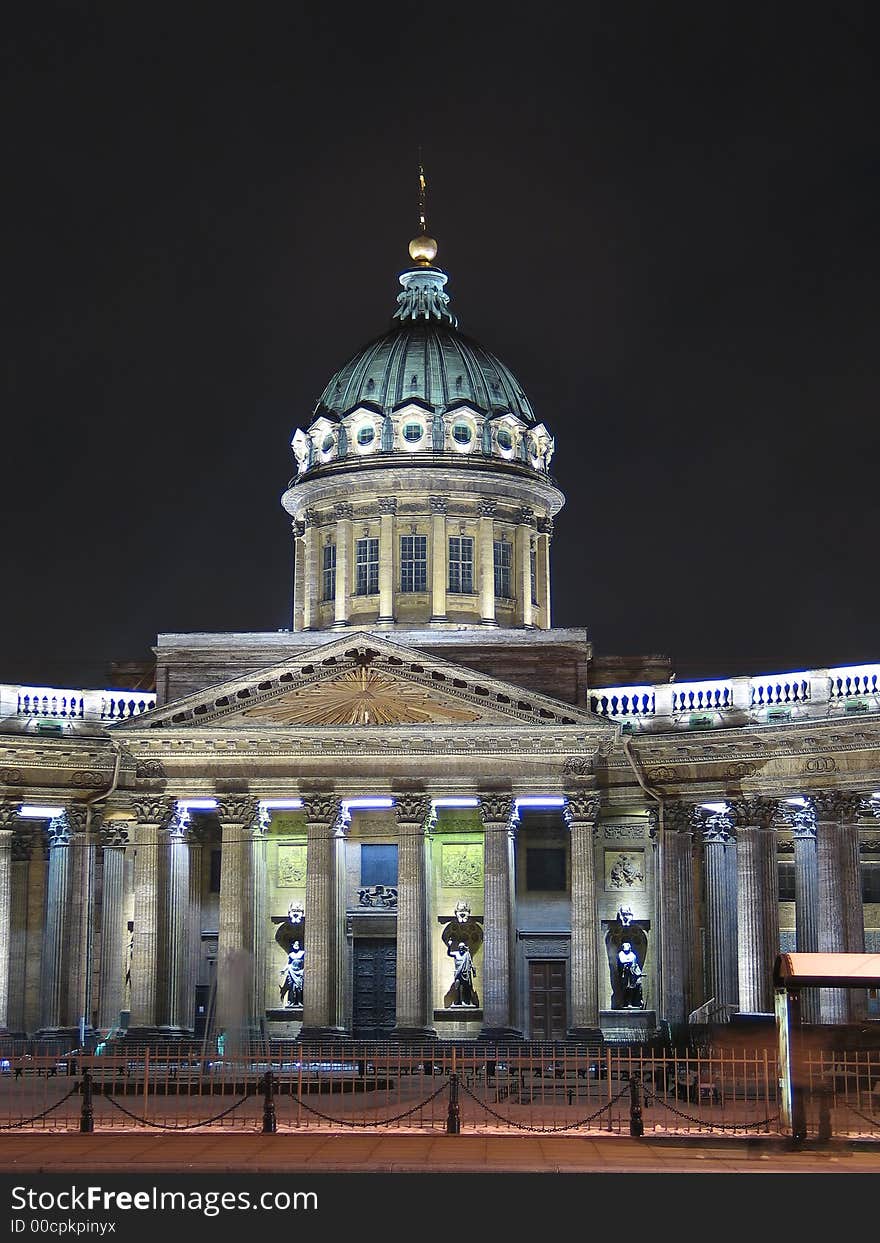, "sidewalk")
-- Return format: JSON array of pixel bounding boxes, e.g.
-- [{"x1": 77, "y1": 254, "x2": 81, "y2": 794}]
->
[{"x1": 2, "y1": 1131, "x2": 880, "y2": 1174}]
